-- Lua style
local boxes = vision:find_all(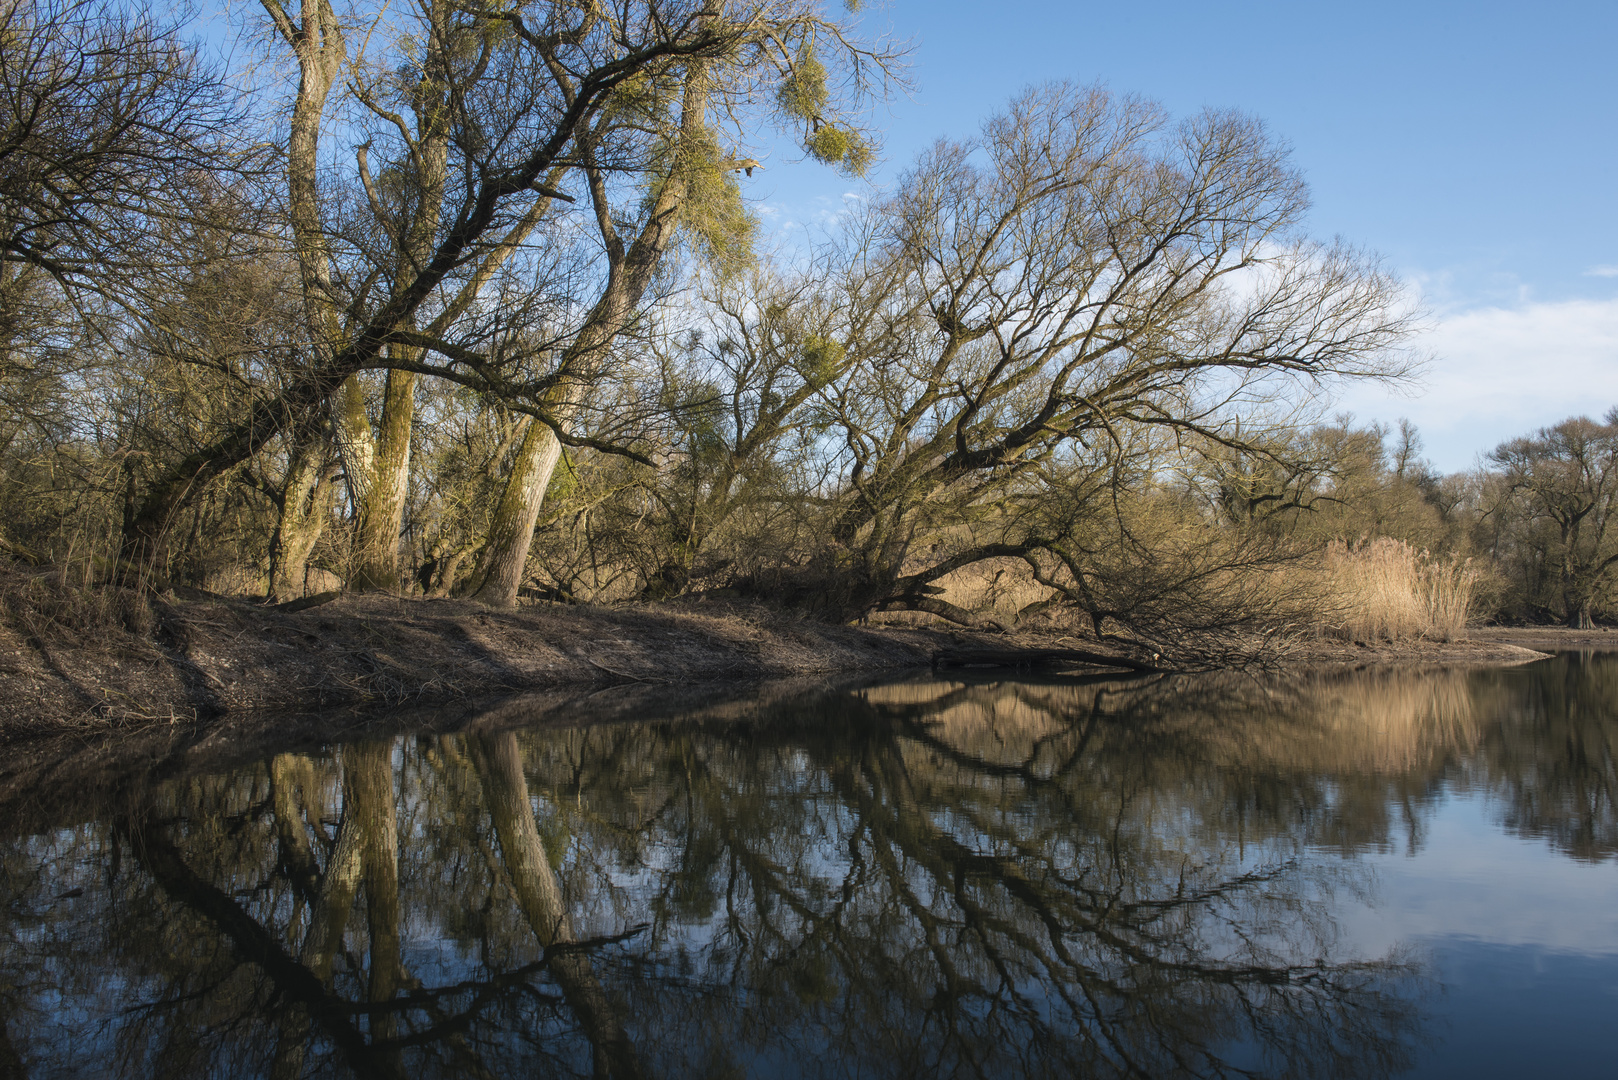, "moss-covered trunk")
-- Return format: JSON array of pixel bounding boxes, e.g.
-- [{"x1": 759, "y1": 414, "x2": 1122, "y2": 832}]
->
[
  {"x1": 467, "y1": 416, "x2": 563, "y2": 607},
  {"x1": 267, "y1": 425, "x2": 335, "y2": 603},
  {"x1": 348, "y1": 367, "x2": 417, "y2": 592}
]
